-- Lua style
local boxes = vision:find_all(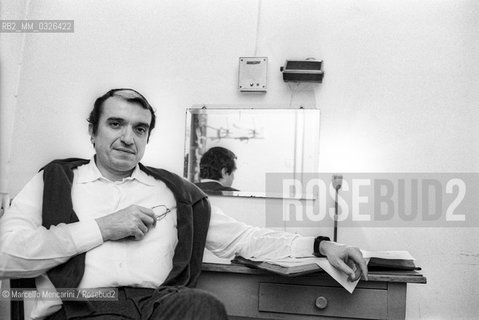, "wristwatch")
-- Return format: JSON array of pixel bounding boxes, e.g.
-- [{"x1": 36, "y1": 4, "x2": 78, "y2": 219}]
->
[{"x1": 313, "y1": 236, "x2": 331, "y2": 257}]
